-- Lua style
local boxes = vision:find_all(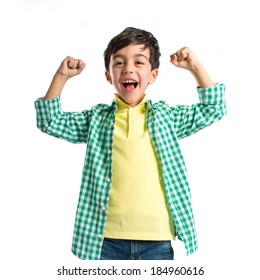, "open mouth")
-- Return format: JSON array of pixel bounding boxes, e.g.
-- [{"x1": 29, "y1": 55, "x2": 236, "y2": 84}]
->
[{"x1": 122, "y1": 80, "x2": 138, "y2": 91}]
